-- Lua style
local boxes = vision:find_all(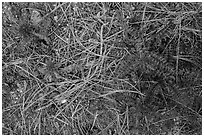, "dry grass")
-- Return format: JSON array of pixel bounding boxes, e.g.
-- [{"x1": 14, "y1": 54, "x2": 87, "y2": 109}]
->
[{"x1": 2, "y1": 2, "x2": 202, "y2": 135}]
